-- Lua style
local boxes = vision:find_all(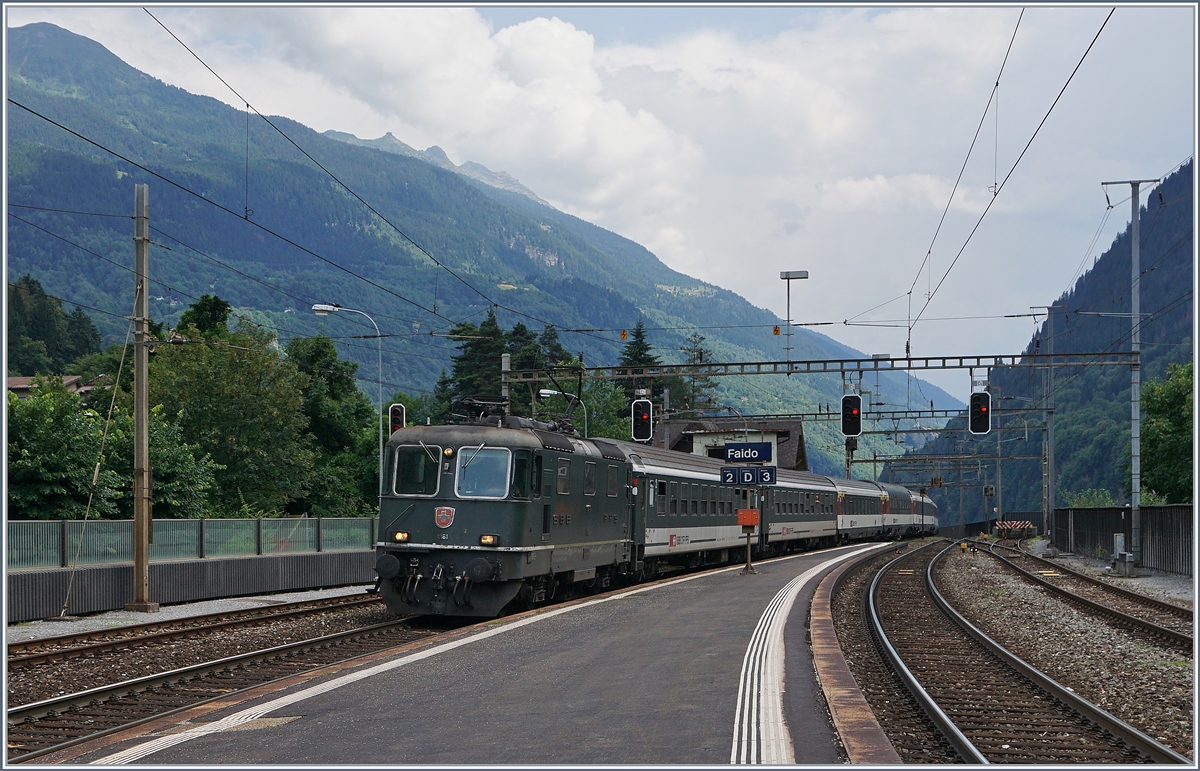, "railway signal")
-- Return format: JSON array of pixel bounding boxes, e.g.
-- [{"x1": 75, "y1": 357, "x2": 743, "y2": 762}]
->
[
  {"x1": 840, "y1": 394, "x2": 862, "y2": 437},
  {"x1": 388, "y1": 403, "x2": 407, "y2": 434},
  {"x1": 631, "y1": 399, "x2": 653, "y2": 442},
  {"x1": 969, "y1": 392, "x2": 991, "y2": 434}
]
